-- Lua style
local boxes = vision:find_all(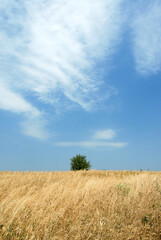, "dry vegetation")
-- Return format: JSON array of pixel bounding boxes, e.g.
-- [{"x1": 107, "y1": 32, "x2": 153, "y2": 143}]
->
[{"x1": 0, "y1": 170, "x2": 160, "y2": 240}]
